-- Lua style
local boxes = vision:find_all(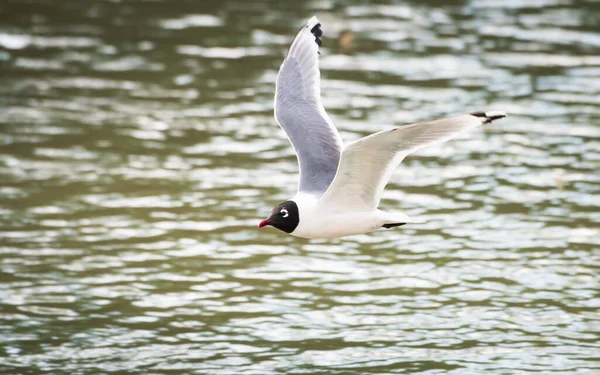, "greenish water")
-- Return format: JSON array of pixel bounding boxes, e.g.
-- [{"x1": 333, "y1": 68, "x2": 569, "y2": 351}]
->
[{"x1": 1, "y1": 1, "x2": 599, "y2": 374}]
